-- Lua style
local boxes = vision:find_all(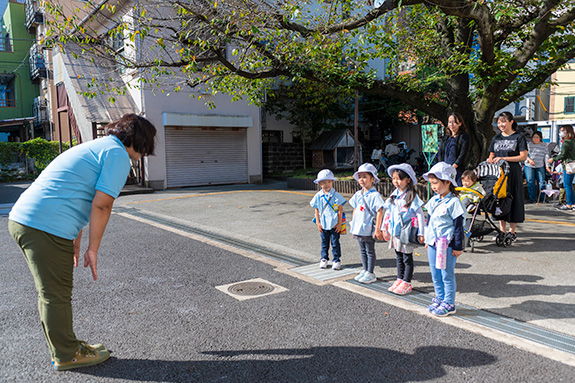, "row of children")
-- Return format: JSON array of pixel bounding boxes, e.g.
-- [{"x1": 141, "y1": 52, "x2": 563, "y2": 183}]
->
[{"x1": 310, "y1": 162, "x2": 484, "y2": 317}]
